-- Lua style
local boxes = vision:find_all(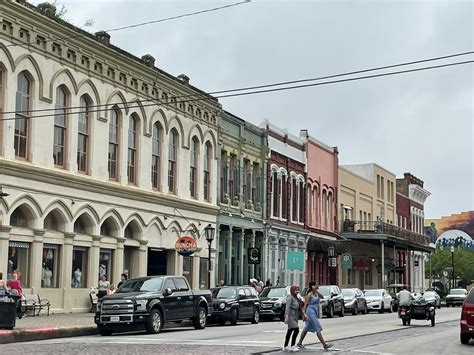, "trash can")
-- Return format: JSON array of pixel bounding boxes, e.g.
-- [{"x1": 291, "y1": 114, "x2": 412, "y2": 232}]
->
[{"x1": 0, "y1": 299, "x2": 17, "y2": 329}]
